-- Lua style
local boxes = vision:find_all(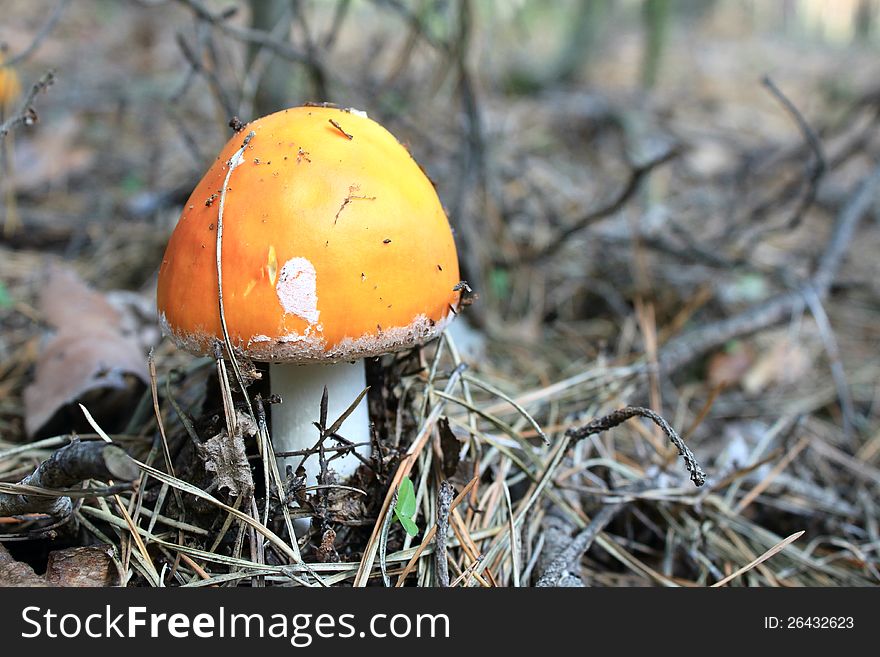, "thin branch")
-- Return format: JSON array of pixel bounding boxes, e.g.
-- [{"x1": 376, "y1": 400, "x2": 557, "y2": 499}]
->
[
  {"x1": 759, "y1": 75, "x2": 827, "y2": 233},
  {"x1": 0, "y1": 70, "x2": 54, "y2": 139},
  {"x1": 801, "y1": 288, "x2": 855, "y2": 442},
  {"x1": 3, "y1": 0, "x2": 71, "y2": 67},
  {"x1": 0, "y1": 440, "x2": 138, "y2": 518},
  {"x1": 175, "y1": 0, "x2": 315, "y2": 67},
  {"x1": 566, "y1": 407, "x2": 706, "y2": 487},
  {"x1": 215, "y1": 130, "x2": 257, "y2": 420},
  {"x1": 659, "y1": 161, "x2": 880, "y2": 375},
  {"x1": 174, "y1": 32, "x2": 236, "y2": 120},
  {"x1": 520, "y1": 147, "x2": 679, "y2": 264},
  {"x1": 435, "y1": 480, "x2": 454, "y2": 587},
  {"x1": 536, "y1": 501, "x2": 623, "y2": 587}
]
